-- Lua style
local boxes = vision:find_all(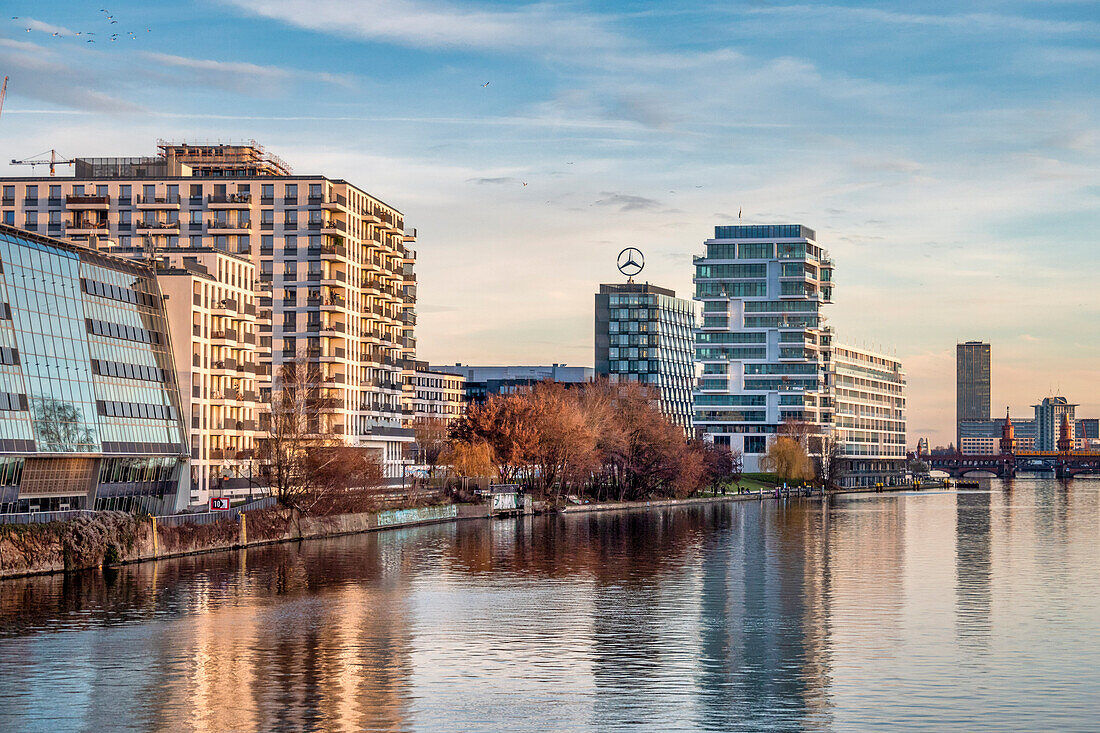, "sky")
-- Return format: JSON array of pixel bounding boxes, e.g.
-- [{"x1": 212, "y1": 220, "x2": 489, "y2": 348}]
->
[{"x1": 0, "y1": 0, "x2": 1097, "y2": 447}]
